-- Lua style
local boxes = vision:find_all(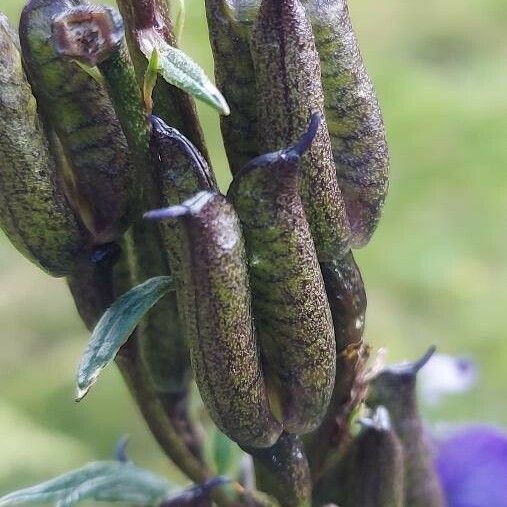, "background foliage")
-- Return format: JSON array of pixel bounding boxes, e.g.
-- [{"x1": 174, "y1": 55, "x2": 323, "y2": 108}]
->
[{"x1": 1, "y1": 0, "x2": 506, "y2": 493}]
